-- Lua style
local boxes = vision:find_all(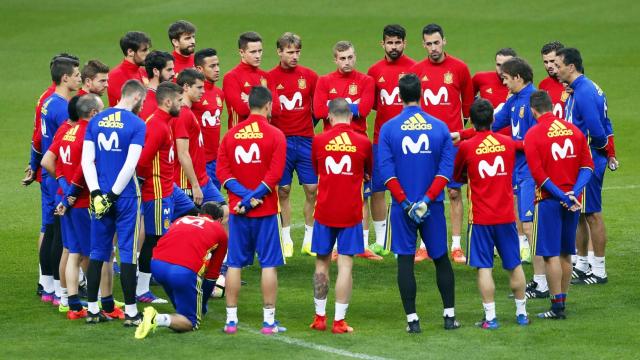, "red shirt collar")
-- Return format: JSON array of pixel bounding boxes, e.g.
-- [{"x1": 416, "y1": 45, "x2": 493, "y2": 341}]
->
[
  {"x1": 239, "y1": 61, "x2": 259, "y2": 72},
  {"x1": 246, "y1": 113, "x2": 268, "y2": 123},
  {"x1": 333, "y1": 69, "x2": 356, "y2": 79},
  {"x1": 205, "y1": 80, "x2": 216, "y2": 91},
  {"x1": 537, "y1": 112, "x2": 556, "y2": 123},
  {"x1": 121, "y1": 59, "x2": 140, "y2": 73}
]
